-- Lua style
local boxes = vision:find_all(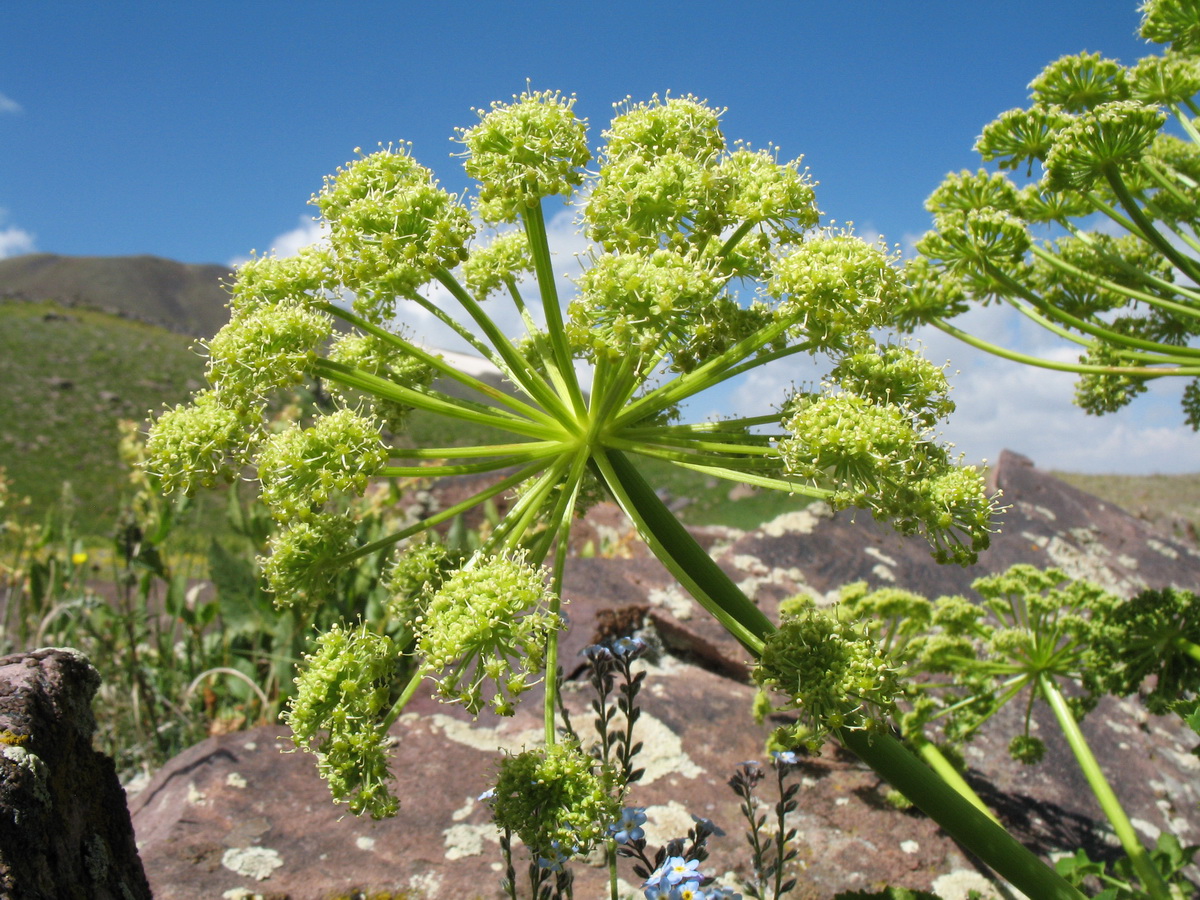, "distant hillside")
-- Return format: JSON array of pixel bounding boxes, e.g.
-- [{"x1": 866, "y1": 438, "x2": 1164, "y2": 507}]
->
[
  {"x1": 0, "y1": 253, "x2": 232, "y2": 337},
  {"x1": 0, "y1": 298, "x2": 206, "y2": 534}
]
